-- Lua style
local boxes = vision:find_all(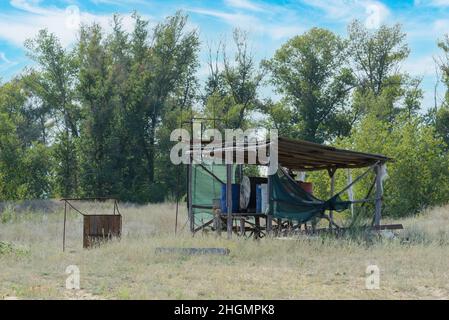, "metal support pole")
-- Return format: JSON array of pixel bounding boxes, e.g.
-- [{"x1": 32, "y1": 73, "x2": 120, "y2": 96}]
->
[
  {"x1": 174, "y1": 164, "x2": 181, "y2": 235},
  {"x1": 63, "y1": 200, "x2": 67, "y2": 252},
  {"x1": 255, "y1": 216, "x2": 260, "y2": 239},
  {"x1": 328, "y1": 168, "x2": 336, "y2": 230},
  {"x1": 226, "y1": 164, "x2": 233, "y2": 239},
  {"x1": 214, "y1": 210, "x2": 222, "y2": 237},
  {"x1": 188, "y1": 163, "x2": 194, "y2": 233},
  {"x1": 175, "y1": 197, "x2": 179, "y2": 235},
  {"x1": 237, "y1": 164, "x2": 243, "y2": 184},
  {"x1": 347, "y1": 168, "x2": 354, "y2": 219},
  {"x1": 374, "y1": 164, "x2": 383, "y2": 227},
  {"x1": 267, "y1": 173, "x2": 273, "y2": 235}
]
